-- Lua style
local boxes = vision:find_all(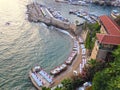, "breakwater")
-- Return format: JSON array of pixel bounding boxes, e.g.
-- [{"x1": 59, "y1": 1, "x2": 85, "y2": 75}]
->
[{"x1": 27, "y1": 3, "x2": 76, "y2": 32}]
